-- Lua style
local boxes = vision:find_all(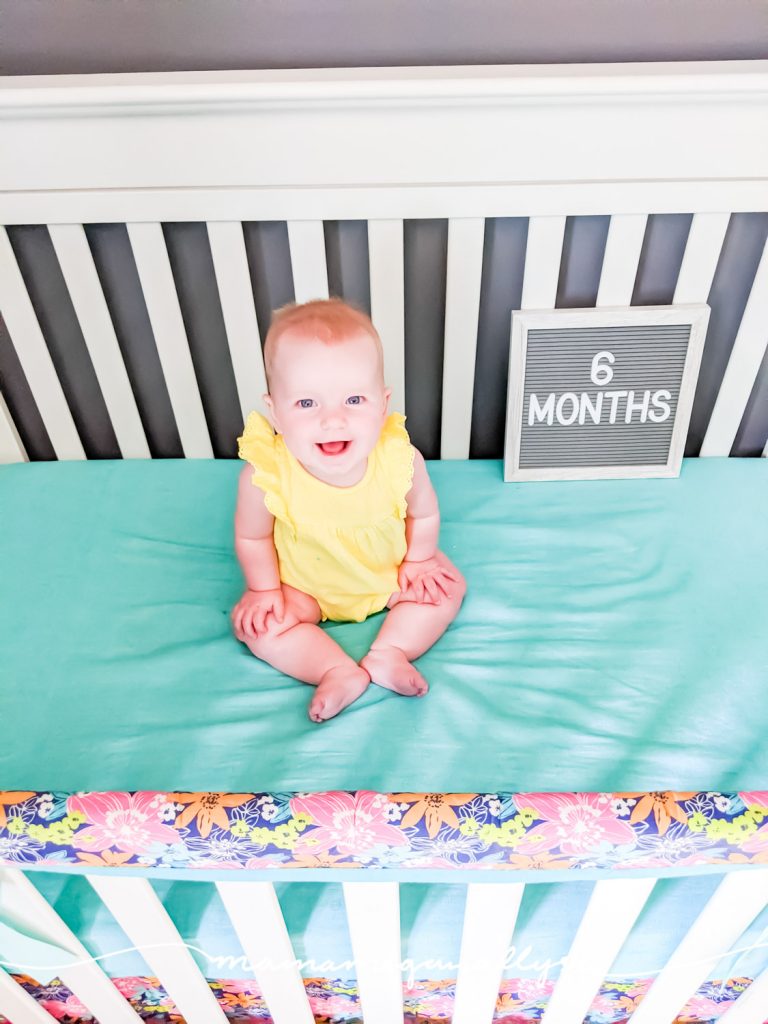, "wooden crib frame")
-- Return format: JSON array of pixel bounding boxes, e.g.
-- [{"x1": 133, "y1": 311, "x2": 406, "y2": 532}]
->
[{"x1": 1, "y1": 62, "x2": 768, "y2": 1024}]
